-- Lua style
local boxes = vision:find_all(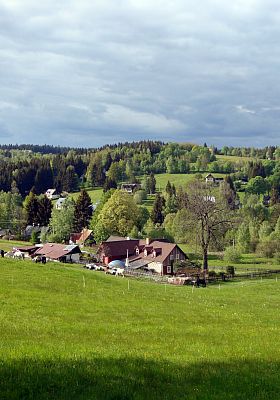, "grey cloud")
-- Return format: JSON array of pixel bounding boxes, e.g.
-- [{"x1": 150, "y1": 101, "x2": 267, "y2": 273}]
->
[{"x1": 0, "y1": 0, "x2": 280, "y2": 147}]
